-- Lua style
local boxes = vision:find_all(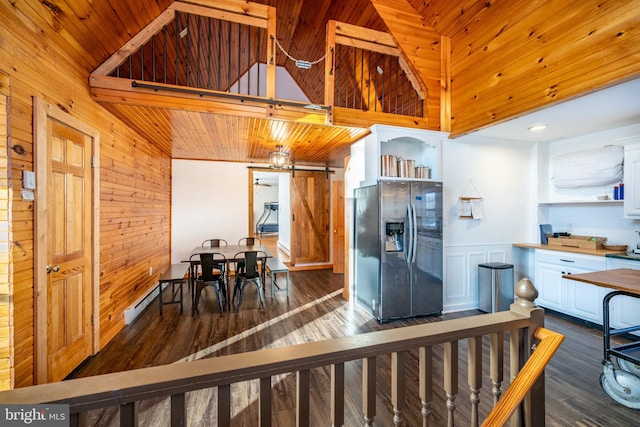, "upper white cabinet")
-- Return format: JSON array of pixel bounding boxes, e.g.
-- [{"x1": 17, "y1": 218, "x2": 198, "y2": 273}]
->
[
  {"x1": 361, "y1": 124, "x2": 445, "y2": 186},
  {"x1": 624, "y1": 138, "x2": 640, "y2": 217}
]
